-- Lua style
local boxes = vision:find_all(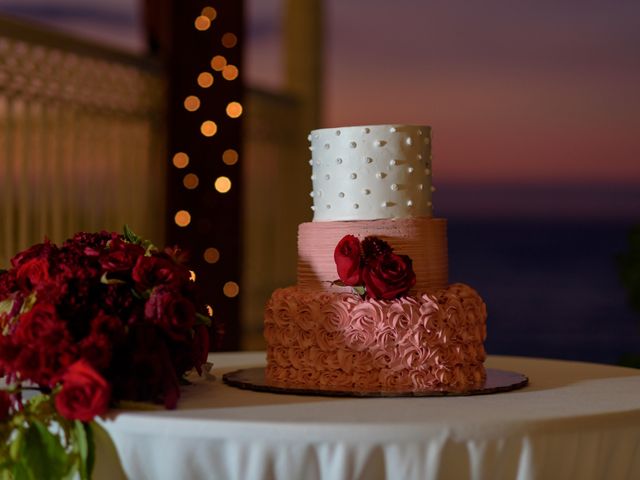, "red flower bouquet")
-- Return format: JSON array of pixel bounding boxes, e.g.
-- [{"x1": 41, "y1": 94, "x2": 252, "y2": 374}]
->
[
  {"x1": 333, "y1": 235, "x2": 416, "y2": 300},
  {"x1": 0, "y1": 227, "x2": 215, "y2": 478}
]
